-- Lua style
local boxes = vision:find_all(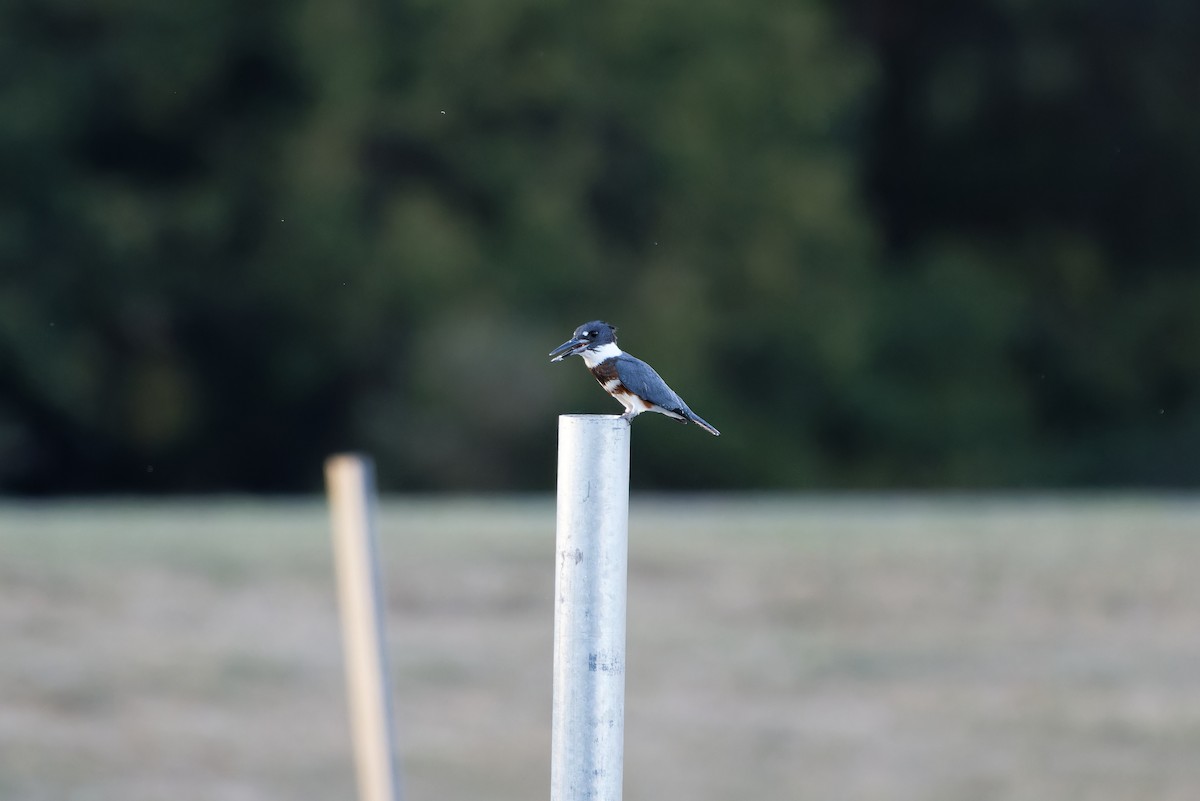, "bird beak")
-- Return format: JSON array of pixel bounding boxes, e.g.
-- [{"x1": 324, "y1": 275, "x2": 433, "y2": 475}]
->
[{"x1": 549, "y1": 337, "x2": 586, "y2": 362}]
